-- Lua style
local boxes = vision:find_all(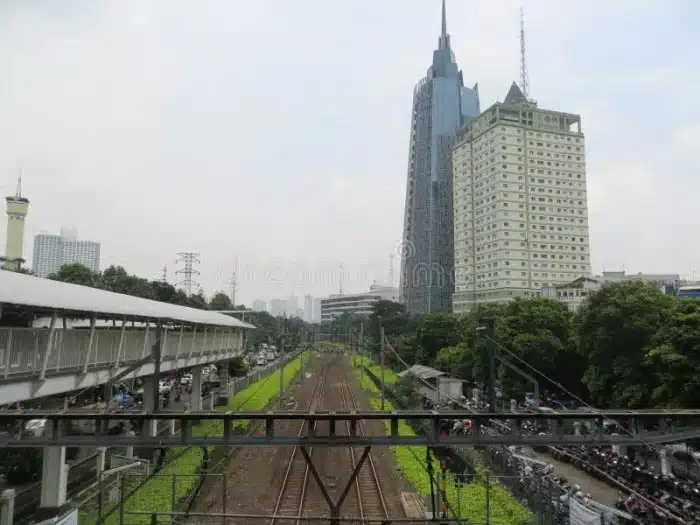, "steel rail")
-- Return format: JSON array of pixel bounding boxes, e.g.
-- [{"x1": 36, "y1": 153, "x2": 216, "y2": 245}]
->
[
  {"x1": 339, "y1": 360, "x2": 389, "y2": 523},
  {"x1": 270, "y1": 361, "x2": 329, "y2": 525}
]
